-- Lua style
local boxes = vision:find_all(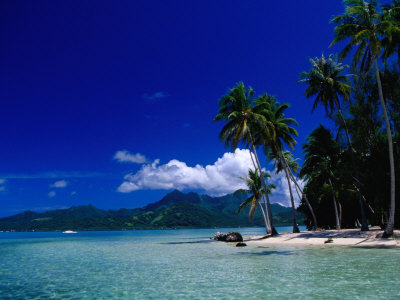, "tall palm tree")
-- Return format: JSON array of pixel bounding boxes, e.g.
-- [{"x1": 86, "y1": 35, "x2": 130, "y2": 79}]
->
[
  {"x1": 213, "y1": 83, "x2": 273, "y2": 234},
  {"x1": 301, "y1": 126, "x2": 342, "y2": 230},
  {"x1": 256, "y1": 95, "x2": 301, "y2": 233},
  {"x1": 299, "y1": 53, "x2": 369, "y2": 231},
  {"x1": 235, "y1": 169, "x2": 276, "y2": 226},
  {"x1": 331, "y1": 0, "x2": 396, "y2": 236}
]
